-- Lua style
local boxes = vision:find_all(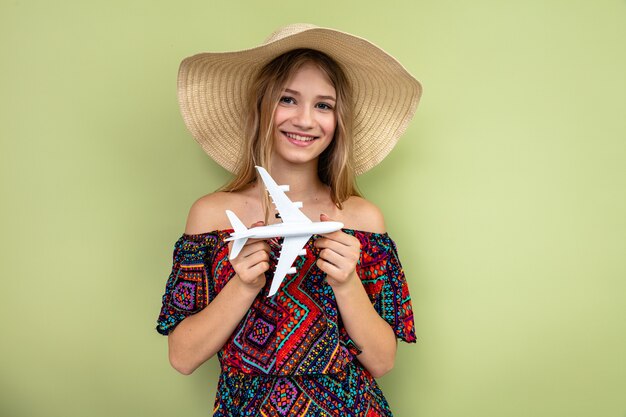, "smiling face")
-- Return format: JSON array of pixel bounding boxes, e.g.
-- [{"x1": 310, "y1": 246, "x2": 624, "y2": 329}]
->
[{"x1": 272, "y1": 63, "x2": 337, "y2": 168}]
